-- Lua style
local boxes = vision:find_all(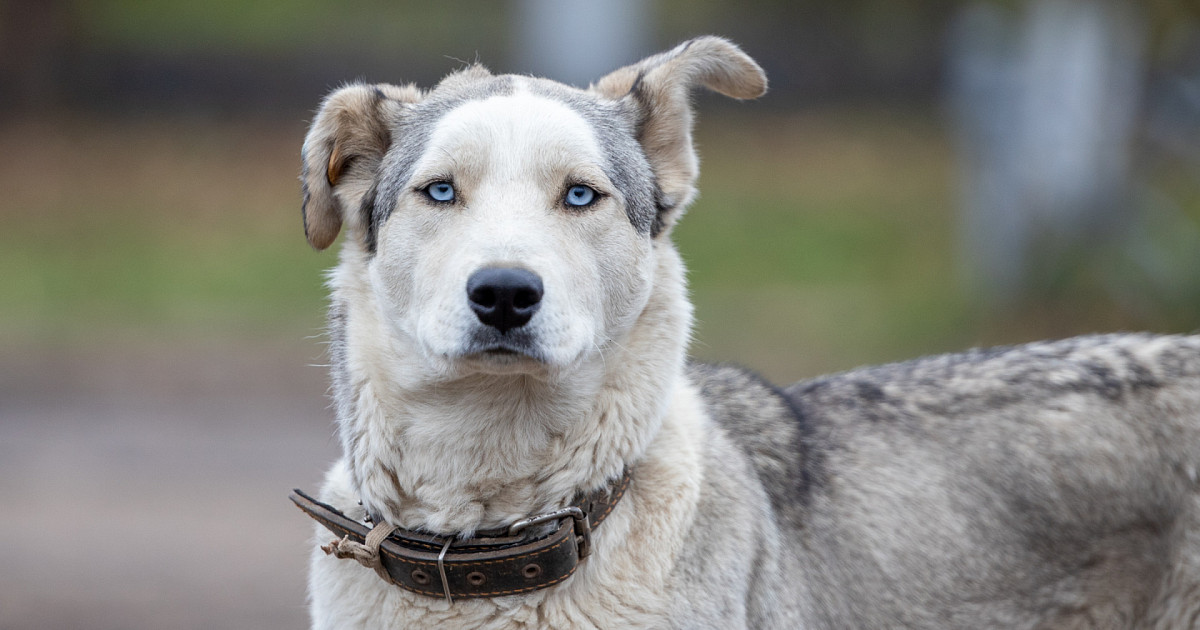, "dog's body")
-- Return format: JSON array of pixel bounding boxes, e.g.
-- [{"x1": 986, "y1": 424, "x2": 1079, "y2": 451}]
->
[{"x1": 298, "y1": 37, "x2": 1200, "y2": 628}]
